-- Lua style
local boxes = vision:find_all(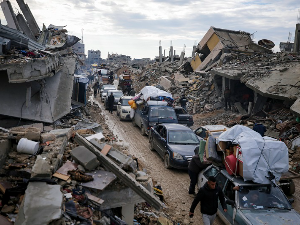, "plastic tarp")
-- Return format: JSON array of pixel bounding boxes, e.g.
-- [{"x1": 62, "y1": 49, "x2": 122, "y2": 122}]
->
[
  {"x1": 218, "y1": 125, "x2": 289, "y2": 184},
  {"x1": 140, "y1": 86, "x2": 172, "y2": 101}
]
